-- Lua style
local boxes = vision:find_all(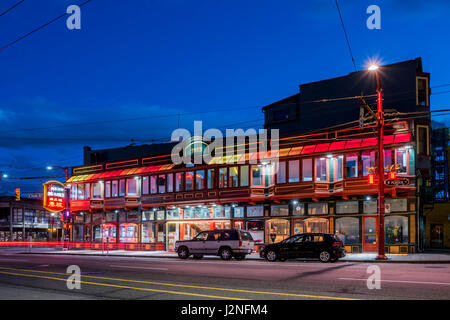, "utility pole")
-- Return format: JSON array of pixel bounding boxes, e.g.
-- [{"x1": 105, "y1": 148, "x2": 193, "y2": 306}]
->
[{"x1": 369, "y1": 64, "x2": 388, "y2": 260}]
